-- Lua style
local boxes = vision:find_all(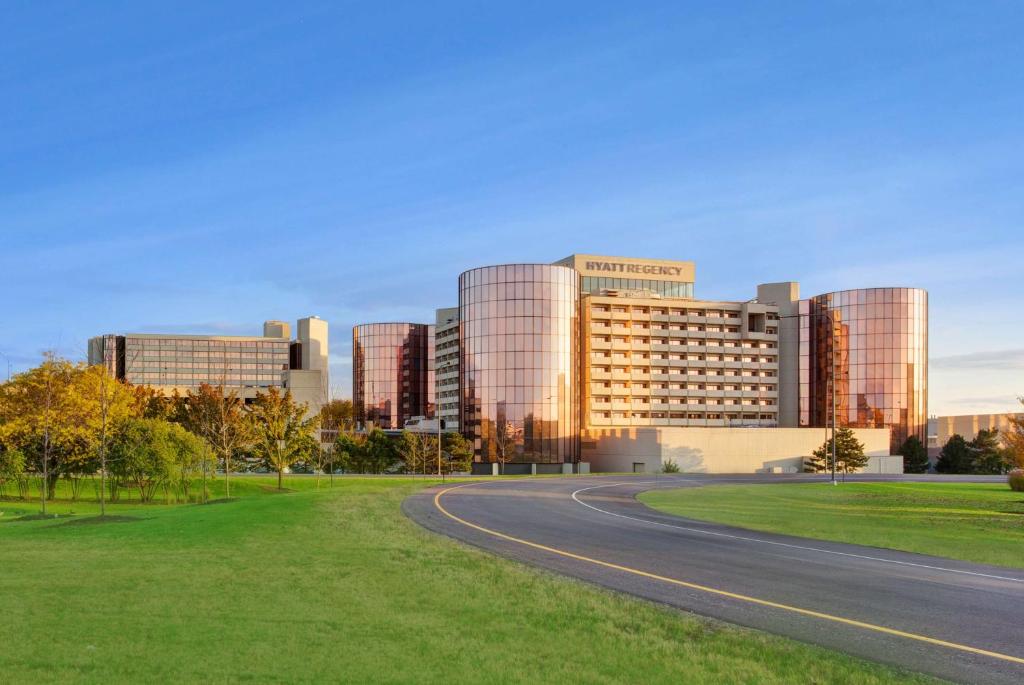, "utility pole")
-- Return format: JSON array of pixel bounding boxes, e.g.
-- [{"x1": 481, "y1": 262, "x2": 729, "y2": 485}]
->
[{"x1": 831, "y1": 313, "x2": 837, "y2": 485}]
